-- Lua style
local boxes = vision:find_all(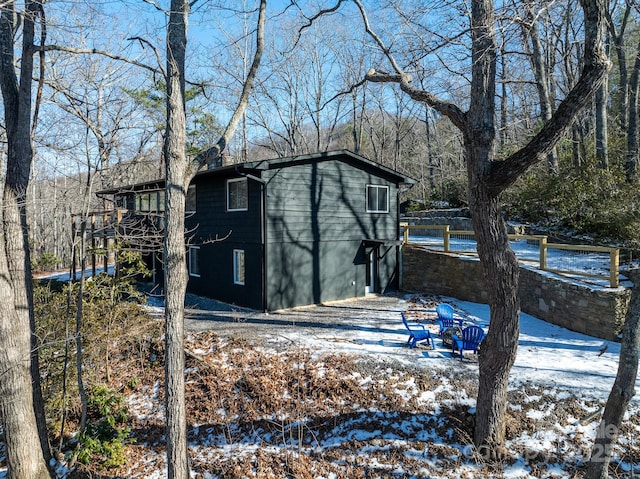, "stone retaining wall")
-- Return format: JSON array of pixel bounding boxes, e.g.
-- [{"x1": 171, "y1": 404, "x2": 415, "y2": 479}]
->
[{"x1": 401, "y1": 244, "x2": 629, "y2": 341}]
